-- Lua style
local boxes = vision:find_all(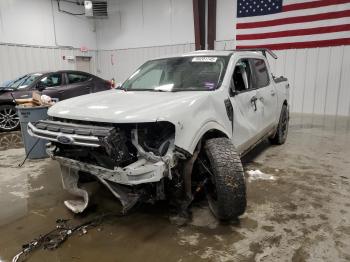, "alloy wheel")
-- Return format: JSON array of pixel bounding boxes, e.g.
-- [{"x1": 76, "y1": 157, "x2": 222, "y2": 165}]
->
[{"x1": 0, "y1": 106, "x2": 20, "y2": 131}]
